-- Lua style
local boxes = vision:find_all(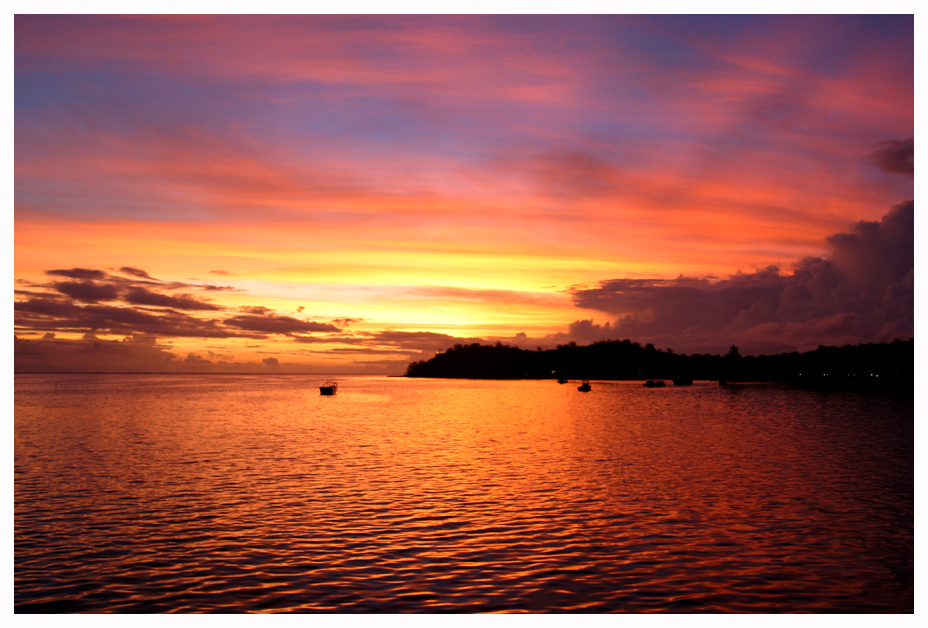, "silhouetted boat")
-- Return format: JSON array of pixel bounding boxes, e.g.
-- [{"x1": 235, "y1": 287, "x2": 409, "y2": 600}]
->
[
  {"x1": 320, "y1": 380, "x2": 338, "y2": 395},
  {"x1": 643, "y1": 380, "x2": 666, "y2": 388},
  {"x1": 557, "y1": 377, "x2": 568, "y2": 384},
  {"x1": 672, "y1": 376, "x2": 693, "y2": 386},
  {"x1": 578, "y1": 380, "x2": 591, "y2": 391}
]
